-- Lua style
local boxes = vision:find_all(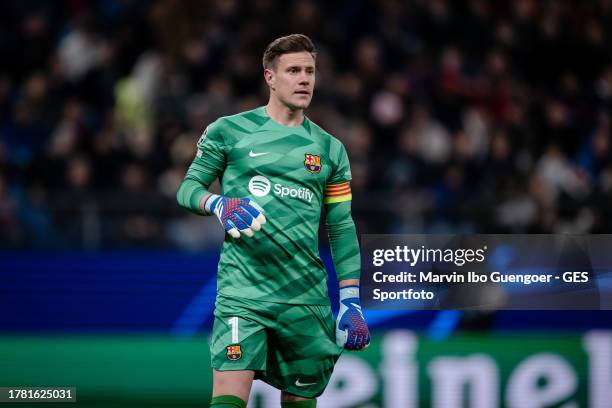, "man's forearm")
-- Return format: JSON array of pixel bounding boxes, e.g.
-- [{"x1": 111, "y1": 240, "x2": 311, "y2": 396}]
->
[
  {"x1": 326, "y1": 201, "x2": 361, "y2": 281},
  {"x1": 176, "y1": 160, "x2": 217, "y2": 215},
  {"x1": 177, "y1": 177, "x2": 211, "y2": 215}
]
